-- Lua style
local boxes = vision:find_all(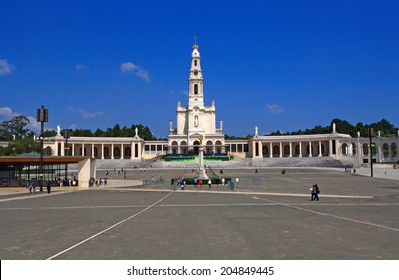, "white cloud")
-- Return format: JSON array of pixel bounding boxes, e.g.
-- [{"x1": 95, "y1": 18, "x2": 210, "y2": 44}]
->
[
  {"x1": 75, "y1": 64, "x2": 88, "y2": 71},
  {"x1": 266, "y1": 104, "x2": 286, "y2": 114},
  {"x1": 68, "y1": 107, "x2": 103, "y2": 119},
  {"x1": 121, "y1": 61, "x2": 150, "y2": 82},
  {"x1": 0, "y1": 59, "x2": 15, "y2": 75},
  {"x1": 0, "y1": 107, "x2": 15, "y2": 118}
]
